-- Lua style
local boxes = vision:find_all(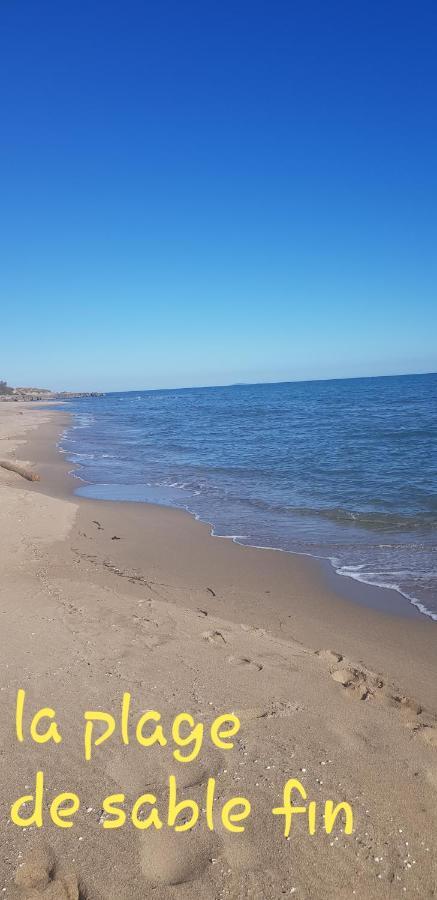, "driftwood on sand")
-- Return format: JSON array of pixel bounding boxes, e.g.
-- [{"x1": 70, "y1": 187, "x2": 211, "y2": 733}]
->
[{"x1": 0, "y1": 460, "x2": 40, "y2": 482}]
